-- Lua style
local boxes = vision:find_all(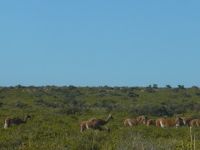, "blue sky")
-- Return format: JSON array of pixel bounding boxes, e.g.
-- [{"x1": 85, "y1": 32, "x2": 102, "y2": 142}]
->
[{"x1": 0, "y1": 0, "x2": 200, "y2": 87}]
